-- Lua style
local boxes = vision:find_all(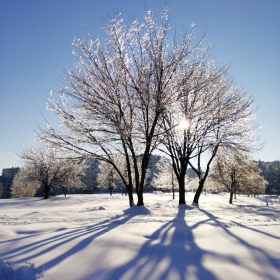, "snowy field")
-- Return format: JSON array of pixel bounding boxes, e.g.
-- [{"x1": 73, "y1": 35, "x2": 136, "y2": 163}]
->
[{"x1": 0, "y1": 193, "x2": 279, "y2": 280}]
